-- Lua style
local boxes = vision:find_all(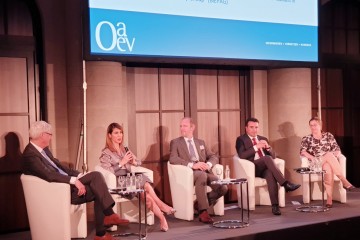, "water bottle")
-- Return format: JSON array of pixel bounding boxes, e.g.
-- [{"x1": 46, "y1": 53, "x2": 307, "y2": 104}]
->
[{"x1": 225, "y1": 165, "x2": 230, "y2": 179}]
